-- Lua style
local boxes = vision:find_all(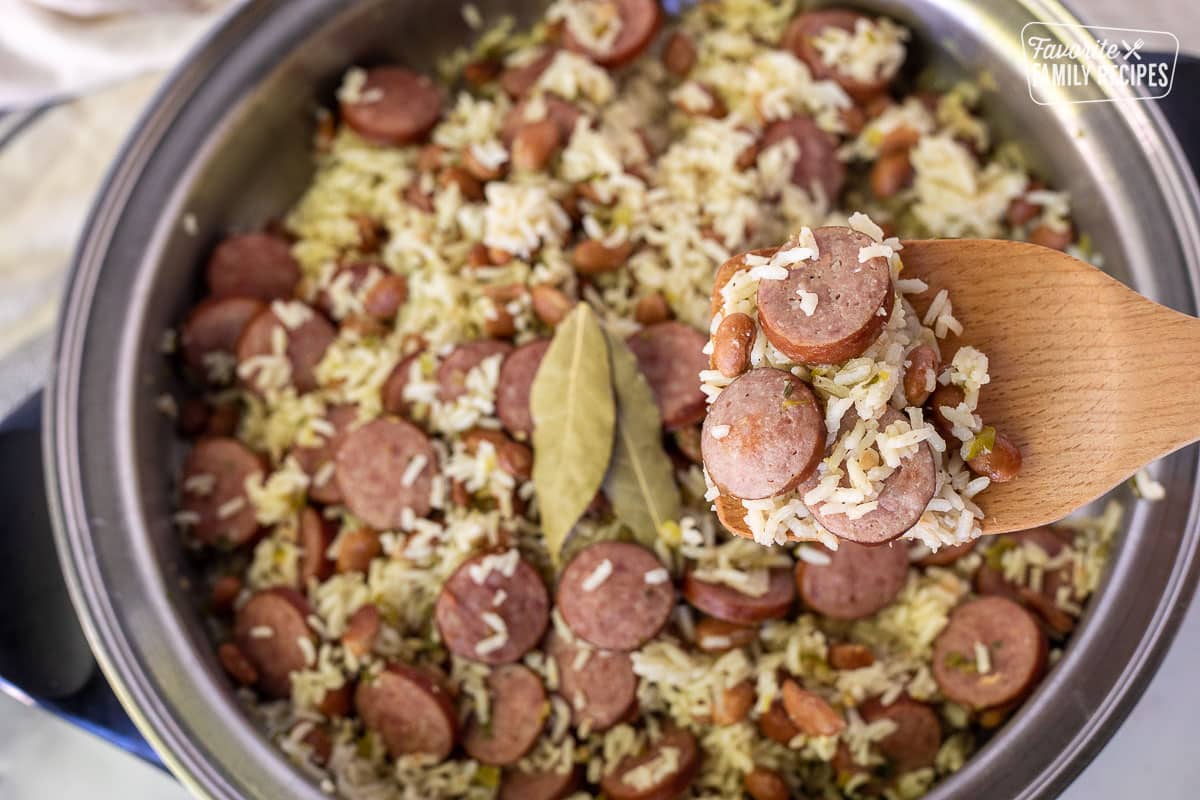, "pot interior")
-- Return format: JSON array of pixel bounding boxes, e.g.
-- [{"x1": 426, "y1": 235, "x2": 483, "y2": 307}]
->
[{"x1": 51, "y1": 1, "x2": 1200, "y2": 798}]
